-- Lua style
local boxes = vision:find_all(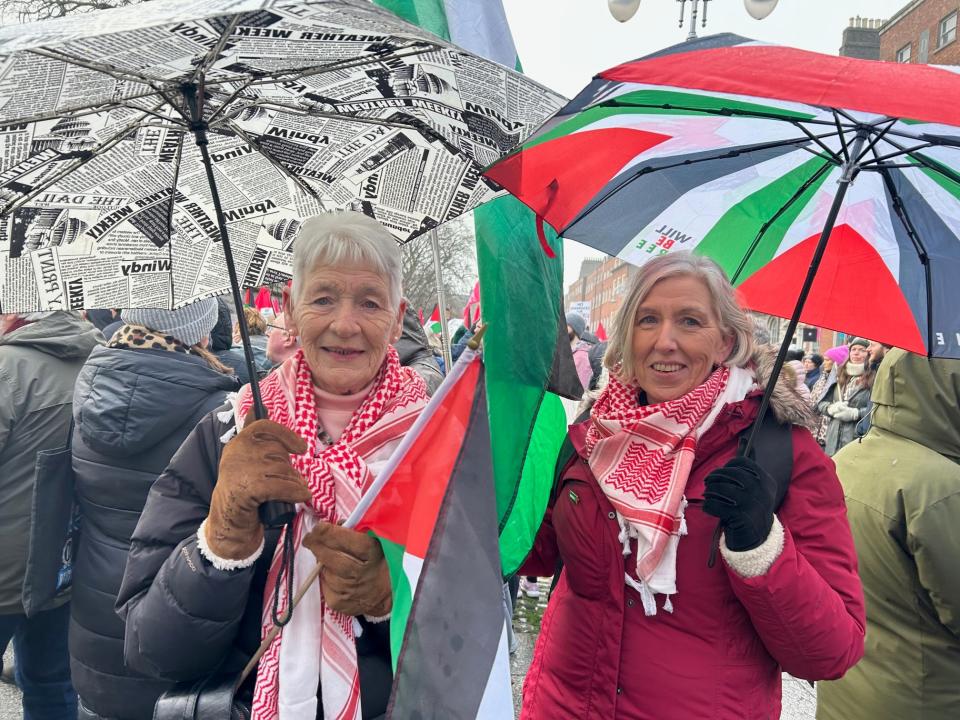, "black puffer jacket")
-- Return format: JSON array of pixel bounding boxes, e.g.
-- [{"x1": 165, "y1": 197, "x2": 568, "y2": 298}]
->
[
  {"x1": 70, "y1": 345, "x2": 238, "y2": 719},
  {"x1": 115, "y1": 409, "x2": 392, "y2": 719}
]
